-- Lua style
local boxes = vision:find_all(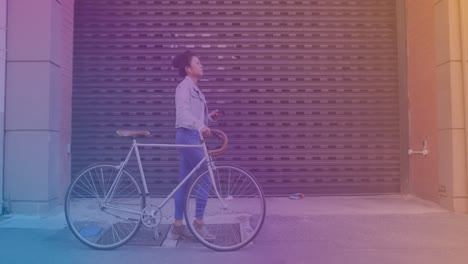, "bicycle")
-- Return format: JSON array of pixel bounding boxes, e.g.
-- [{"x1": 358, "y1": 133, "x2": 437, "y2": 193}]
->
[{"x1": 64, "y1": 129, "x2": 266, "y2": 251}]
